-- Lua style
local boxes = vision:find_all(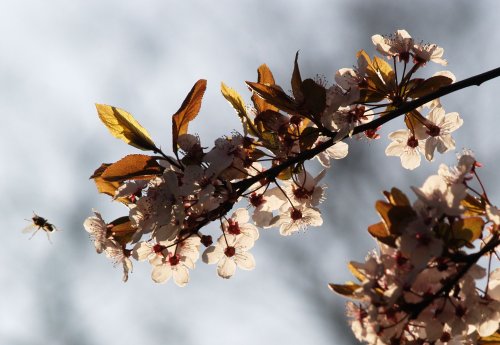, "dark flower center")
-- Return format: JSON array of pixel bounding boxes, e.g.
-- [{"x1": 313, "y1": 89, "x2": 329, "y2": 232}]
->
[
  {"x1": 291, "y1": 209, "x2": 303, "y2": 221},
  {"x1": 227, "y1": 219, "x2": 241, "y2": 235},
  {"x1": 407, "y1": 135, "x2": 419, "y2": 148},
  {"x1": 224, "y1": 246, "x2": 236, "y2": 257},
  {"x1": 169, "y1": 254, "x2": 180, "y2": 266},
  {"x1": 427, "y1": 124, "x2": 441, "y2": 137}
]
